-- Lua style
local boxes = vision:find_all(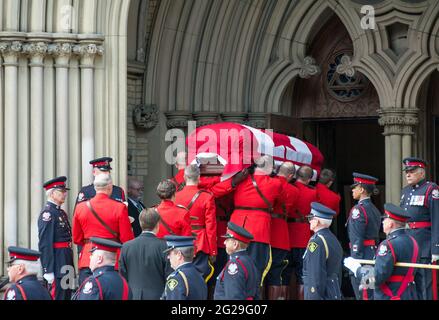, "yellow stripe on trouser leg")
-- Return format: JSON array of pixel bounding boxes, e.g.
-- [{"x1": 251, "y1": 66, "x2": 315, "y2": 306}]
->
[
  {"x1": 205, "y1": 259, "x2": 215, "y2": 283},
  {"x1": 260, "y1": 246, "x2": 273, "y2": 286},
  {"x1": 280, "y1": 259, "x2": 289, "y2": 284}
]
